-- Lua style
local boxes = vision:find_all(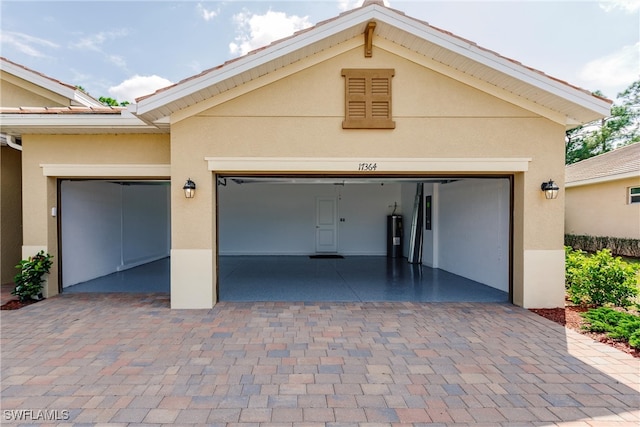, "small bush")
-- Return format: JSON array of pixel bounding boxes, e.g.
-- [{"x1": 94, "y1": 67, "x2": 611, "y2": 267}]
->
[
  {"x1": 581, "y1": 307, "x2": 640, "y2": 349},
  {"x1": 565, "y1": 247, "x2": 639, "y2": 307},
  {"x1": 12, "y1": 251, "x2": 54, "y2": 302},
  {"x1": 565, "y1": 246, "x2": 587, "y2": 290}
]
